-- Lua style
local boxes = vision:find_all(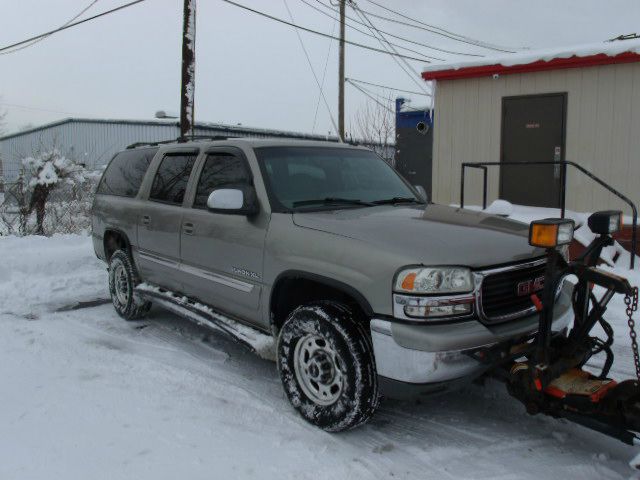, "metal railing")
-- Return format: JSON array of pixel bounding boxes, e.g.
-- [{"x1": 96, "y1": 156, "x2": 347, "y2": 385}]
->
[{"x1": 460, "y1": 161, "x2": 637, "y2": 269}]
